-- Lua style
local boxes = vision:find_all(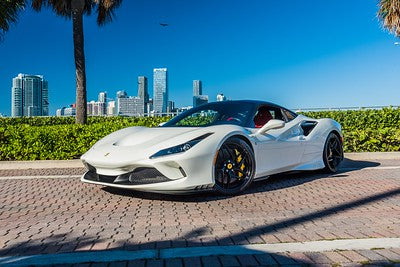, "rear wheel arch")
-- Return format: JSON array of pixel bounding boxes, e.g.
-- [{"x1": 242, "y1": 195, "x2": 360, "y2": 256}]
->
[
  {"x1": 323, "y1": 130, "x2": 344, "y2": 173},
  {"x1": 330, "y1": 130, "x2": 342, "y2": 140}
]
